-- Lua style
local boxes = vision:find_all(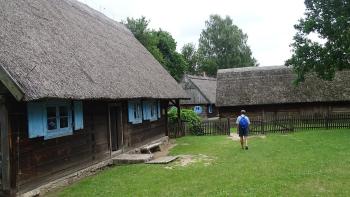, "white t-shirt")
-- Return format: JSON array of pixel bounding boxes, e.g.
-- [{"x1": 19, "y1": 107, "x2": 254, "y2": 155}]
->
[{"x1": 236, "y1": 115, "x2": 250, "y2": 125}]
